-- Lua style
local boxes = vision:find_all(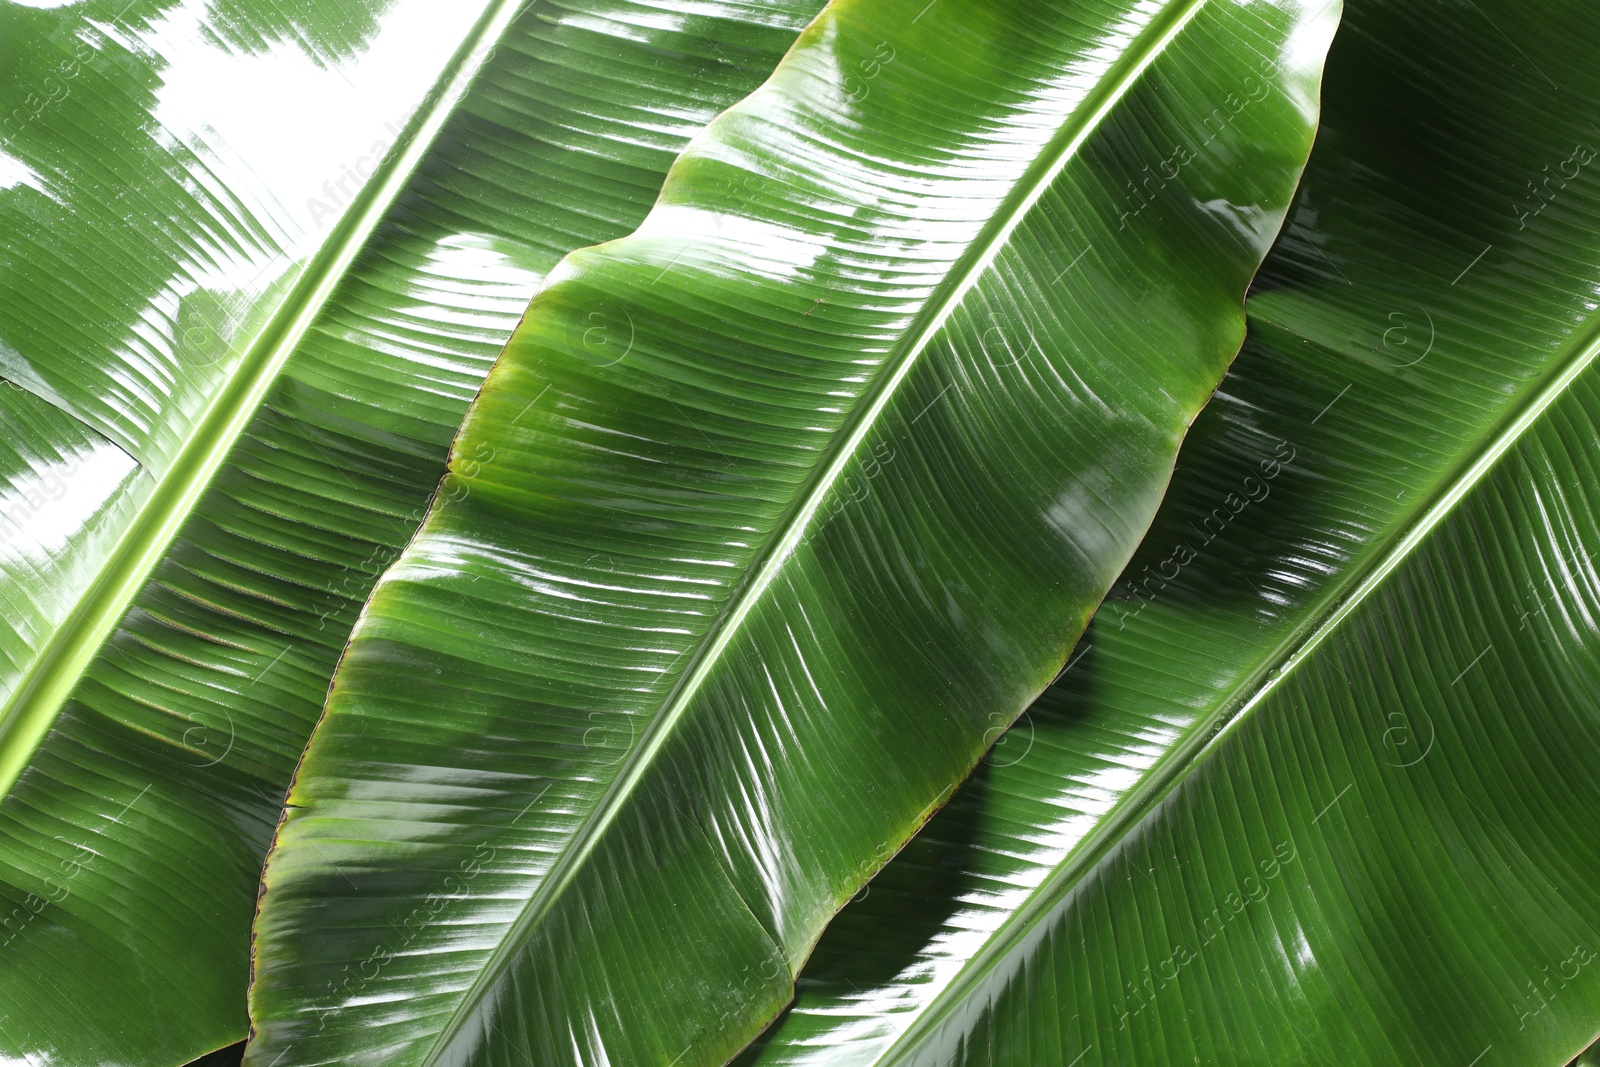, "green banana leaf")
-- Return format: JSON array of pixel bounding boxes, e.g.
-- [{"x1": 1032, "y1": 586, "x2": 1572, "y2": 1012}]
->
[
  {"x1": 740, "y1": 0, "x2": 1600, "y2": 1064},
  {"x1": 0, "y1": 0, "x2": 826, "y2": 1062},
  {"x1": 245, "y1": 1, "x2": 1335, "y2": 1064}
]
